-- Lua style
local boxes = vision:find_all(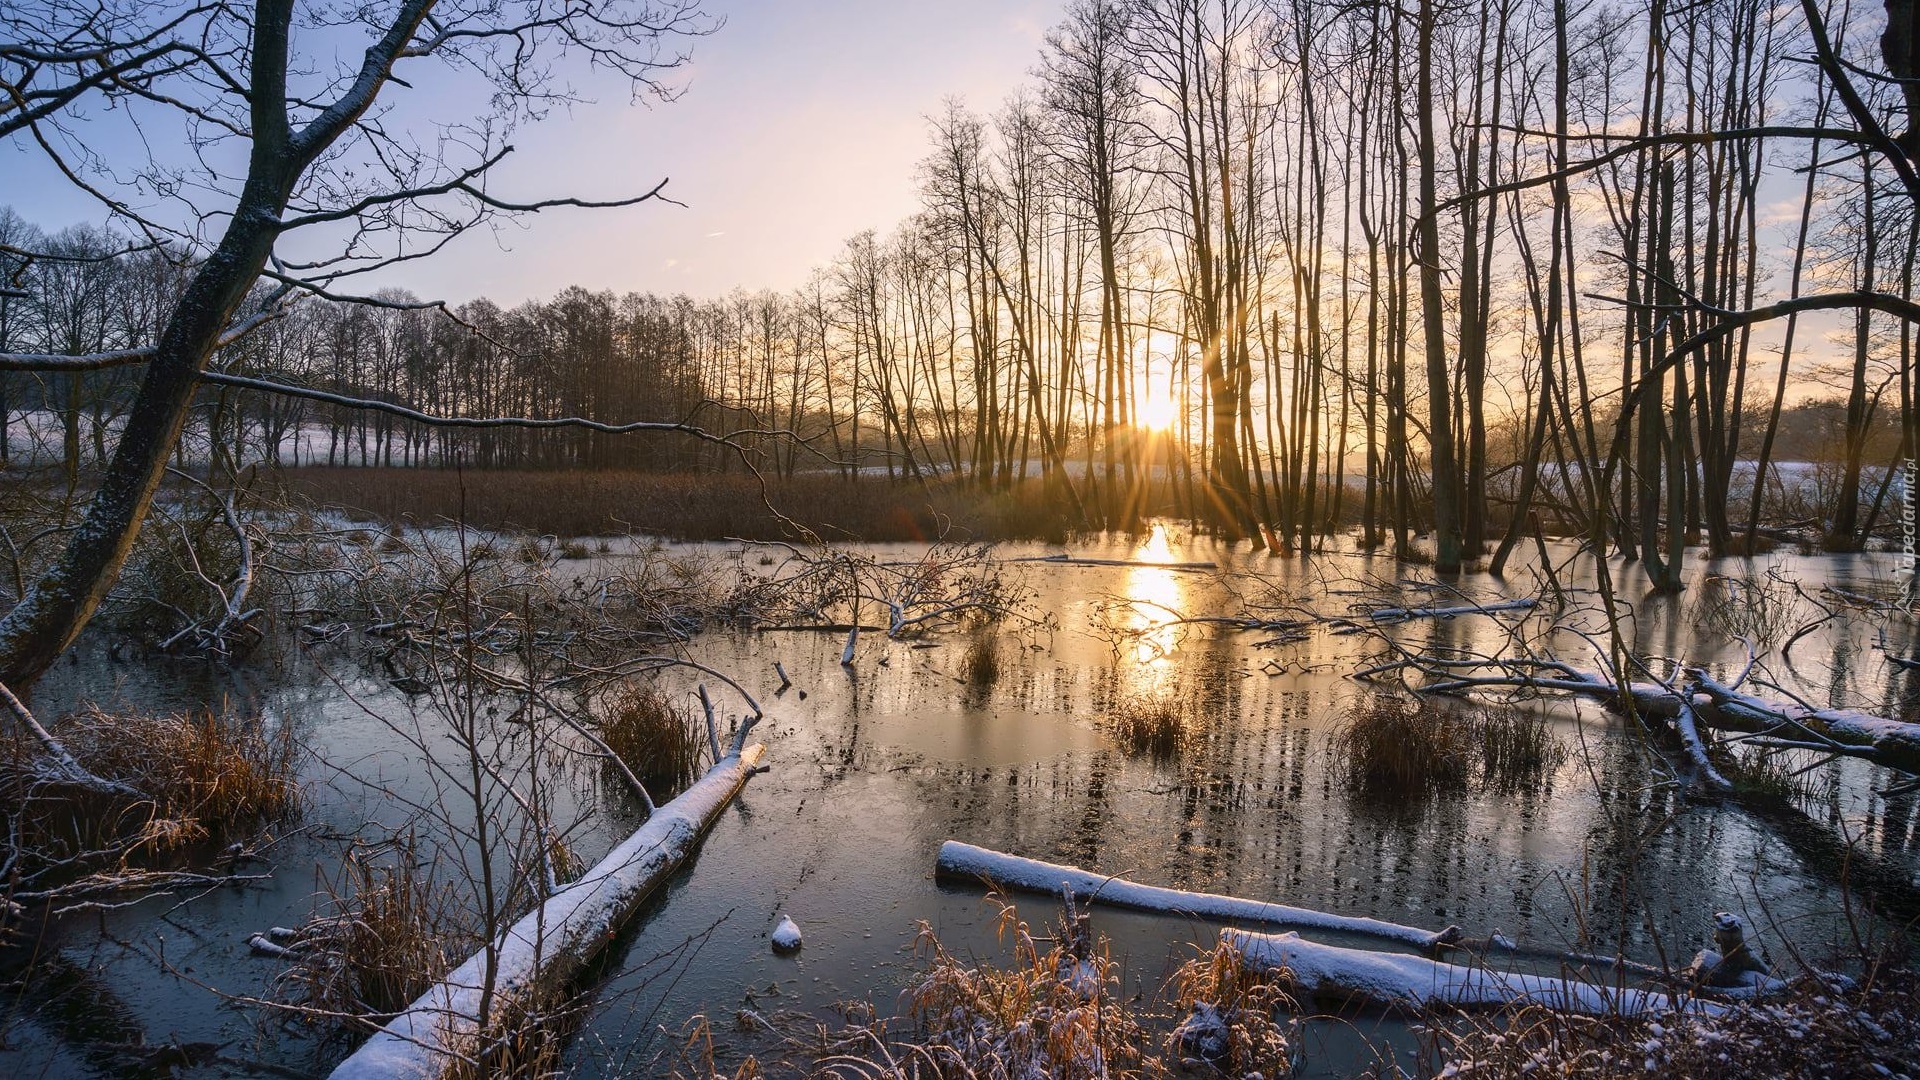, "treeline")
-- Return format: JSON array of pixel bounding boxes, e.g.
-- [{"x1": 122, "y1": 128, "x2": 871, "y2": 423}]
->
[{"x1": 3, "y1": 0, "x2": 1916, "y2": 577}]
